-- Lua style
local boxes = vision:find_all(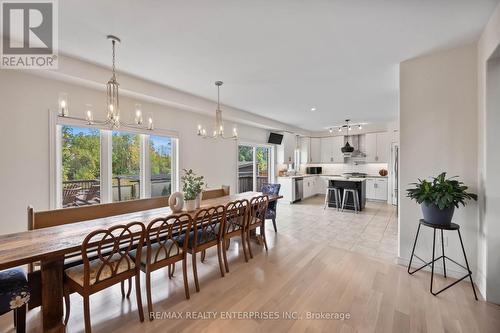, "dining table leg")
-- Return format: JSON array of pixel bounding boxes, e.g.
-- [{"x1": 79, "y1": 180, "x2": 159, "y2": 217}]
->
[{"x1": 41, "y1": 256, "x2": 65, "y2": 333}]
